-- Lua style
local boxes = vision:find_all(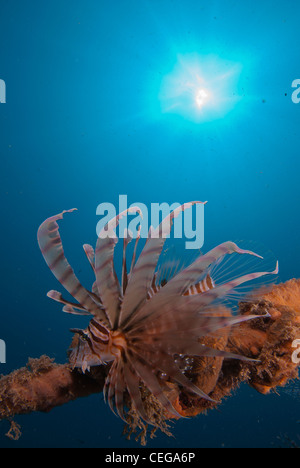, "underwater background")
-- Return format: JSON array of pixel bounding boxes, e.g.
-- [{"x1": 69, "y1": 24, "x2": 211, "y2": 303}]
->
[{"x1": 0, "y1": 0, "x2": 299, "y2": 448}]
